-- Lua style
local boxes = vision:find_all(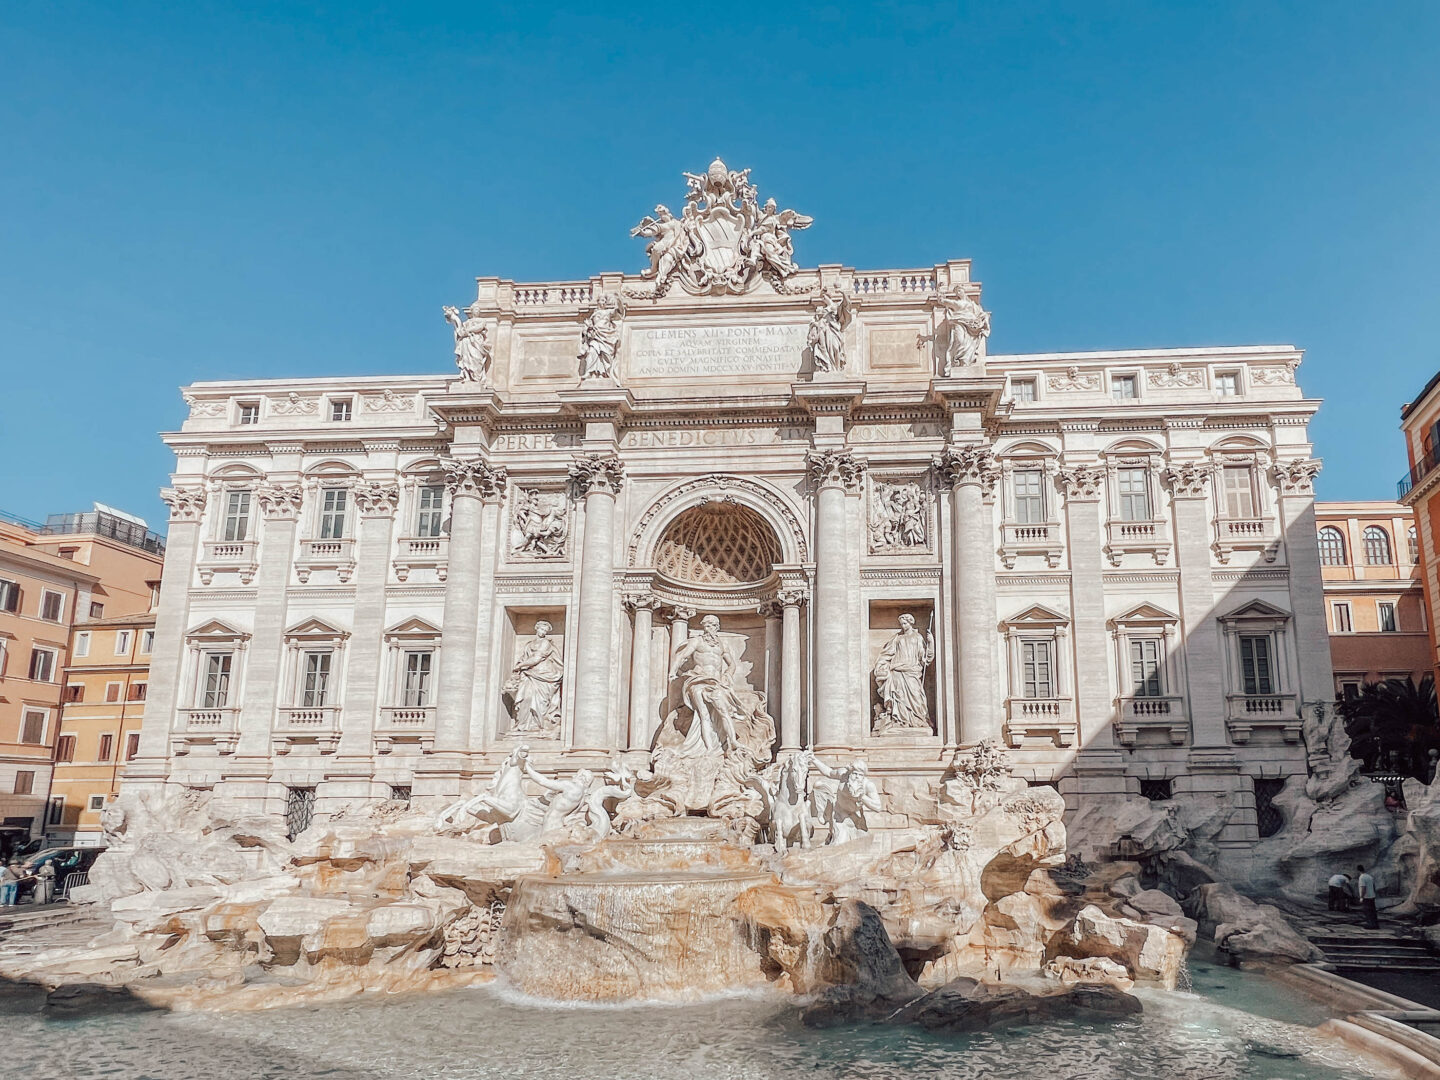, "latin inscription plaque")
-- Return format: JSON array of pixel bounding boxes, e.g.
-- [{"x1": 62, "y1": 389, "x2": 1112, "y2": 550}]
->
[{"x1": 627, "y1": 324, "x2": 806, "y2": 378}]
